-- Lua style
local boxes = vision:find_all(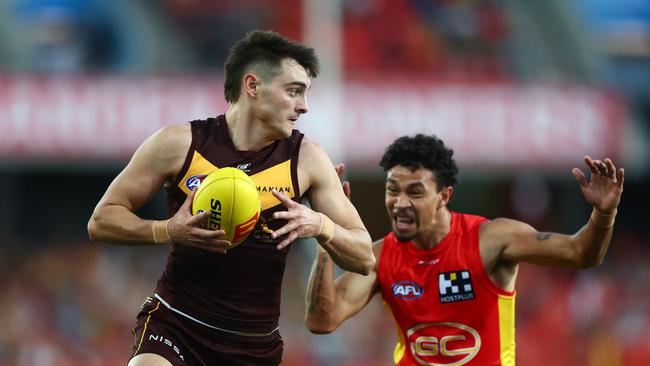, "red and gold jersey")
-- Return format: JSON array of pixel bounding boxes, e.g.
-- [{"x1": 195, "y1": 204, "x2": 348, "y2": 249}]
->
[{"x1": 377, "y1": 211, "x2": 516, "y2": 366}]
